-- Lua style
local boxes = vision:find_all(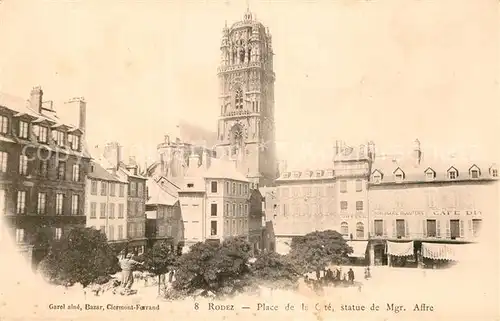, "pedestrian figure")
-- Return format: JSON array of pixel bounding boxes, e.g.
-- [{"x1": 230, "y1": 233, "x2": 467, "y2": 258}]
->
[
  {"x1": 348, "y1": 268, "x2": 355, "y2": 284},
  {"x1": 119, "y1": 253, "x2": 144, "y2": 295}
]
